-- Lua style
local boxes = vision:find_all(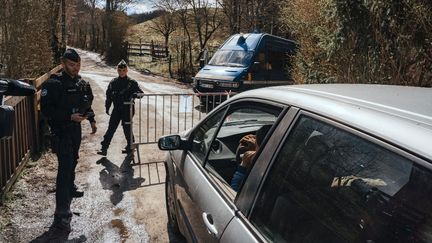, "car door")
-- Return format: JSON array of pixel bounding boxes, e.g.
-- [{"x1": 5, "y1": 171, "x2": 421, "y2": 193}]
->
[
  {"x1": 219, "y1": 107, "x2": 298, "y2": 242},
  {"x1": 227, "y1": 110, "x2": 432, "y2": 243},
  {"x1": 173, "y1": 99, "x2": 284, "y2": 242}
]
